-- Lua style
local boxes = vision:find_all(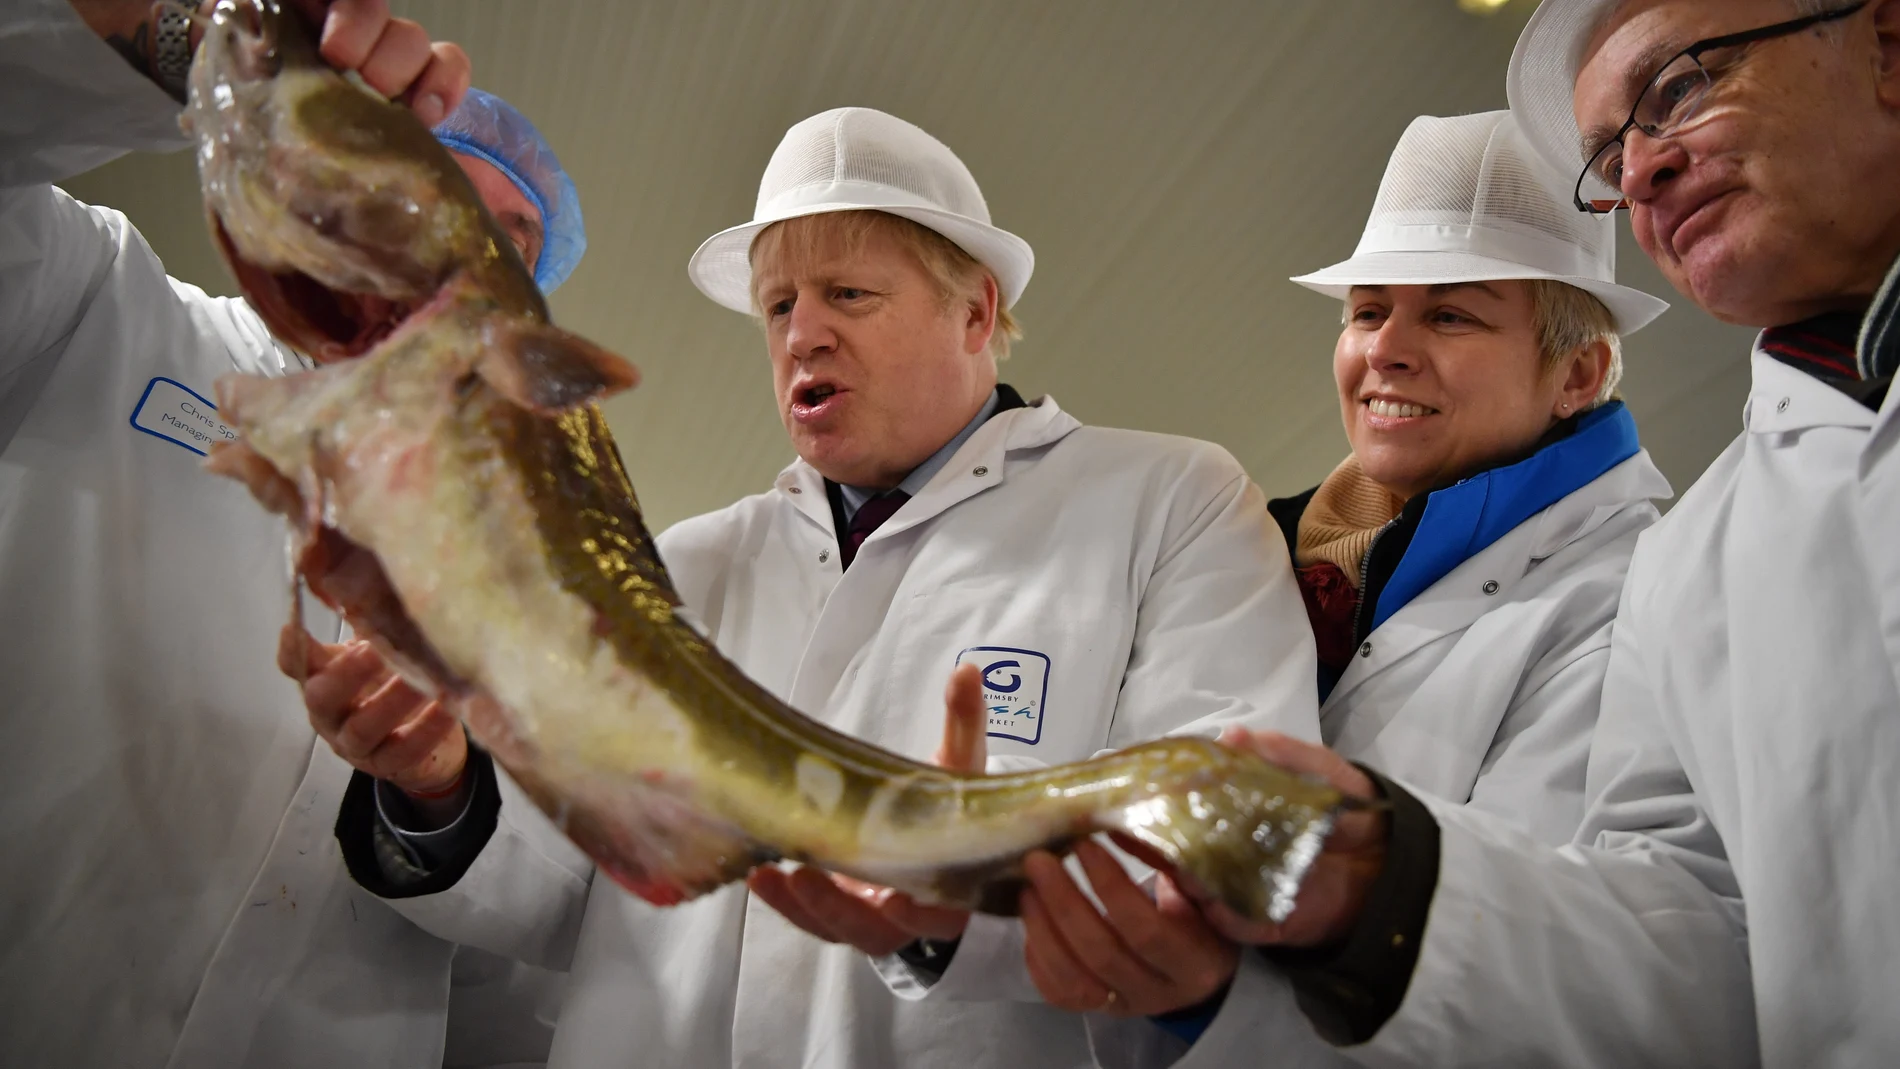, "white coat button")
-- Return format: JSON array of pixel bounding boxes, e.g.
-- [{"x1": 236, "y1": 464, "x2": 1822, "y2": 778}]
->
[
  {"x1": 1359, "y1": 641, "x2": 1373, "y2": 658},
  {"x1": 788, "y1": 486, "x2": 802, "y2": 494},
  {"x1": 818, "y1": 549, "x2": 830, "y2": 563},
  {"x1": 1777, "y1": 397, "x2": 1791, "y2": 413},
  {"x1": 1482, "y1": 580, "x2": 1499, "y2": 595},
  {"x1": 973, "y1": 465, "x2": 989, "y2": 477}
]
